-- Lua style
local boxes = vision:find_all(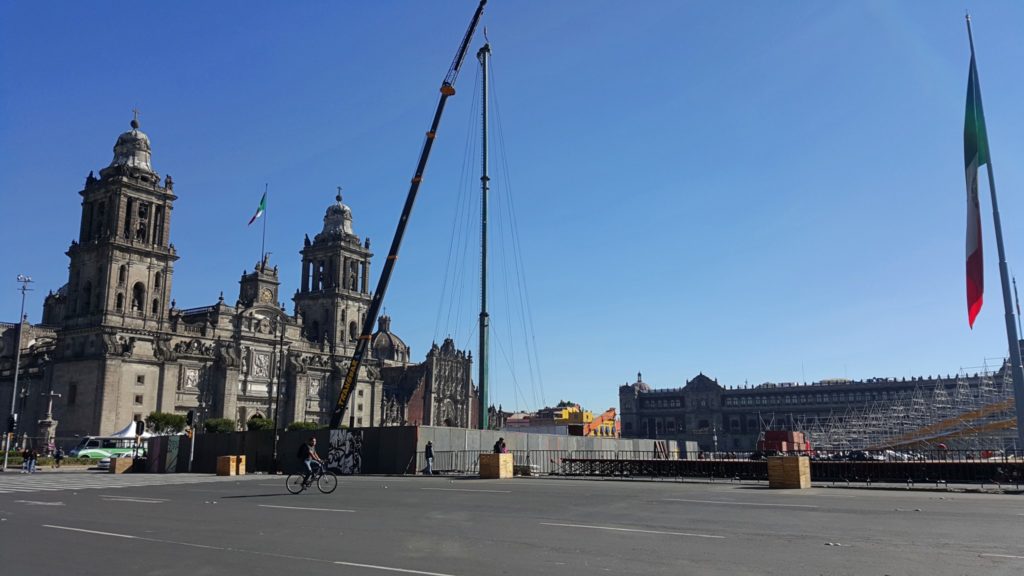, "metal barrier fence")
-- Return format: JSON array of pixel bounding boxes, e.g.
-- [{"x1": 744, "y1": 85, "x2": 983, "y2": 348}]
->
[
  {"x1": 415, "y1": 448, "x2": 1024, "y2": 487},
  {"x1": 415, "y1": 450, "x2": 668, "y2": 476}
]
